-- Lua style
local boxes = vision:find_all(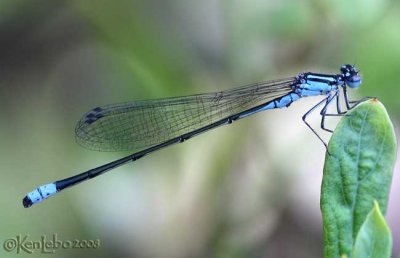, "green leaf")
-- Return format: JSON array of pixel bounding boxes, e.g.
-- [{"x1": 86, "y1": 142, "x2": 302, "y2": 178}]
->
[
  {"x1": 353, "y1": 201, "x2": 392, "y2": 258},
  {"x1": 320, "y1": 99, "x2": 397, "y2": 258}
]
